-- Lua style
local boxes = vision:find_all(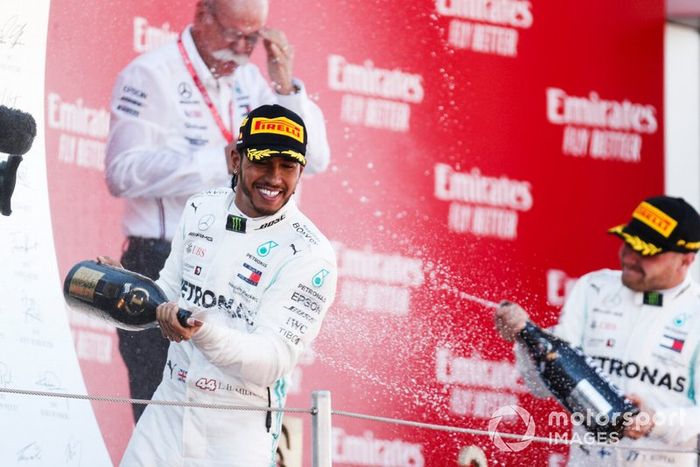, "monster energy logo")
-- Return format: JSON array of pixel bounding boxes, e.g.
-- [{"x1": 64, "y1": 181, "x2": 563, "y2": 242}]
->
[
  {"x1": 226, "y1": 215, "x2": 247, "y2": 233},
  {"x1": 643, "y1": 291, "x2": 663, "y2": 307}
]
